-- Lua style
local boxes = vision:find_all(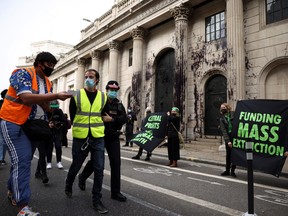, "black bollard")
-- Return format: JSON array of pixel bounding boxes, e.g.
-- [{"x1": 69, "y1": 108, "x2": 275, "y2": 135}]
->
[{"x1": 243, "y1": 141, "x2": 257, "y2": 216}]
